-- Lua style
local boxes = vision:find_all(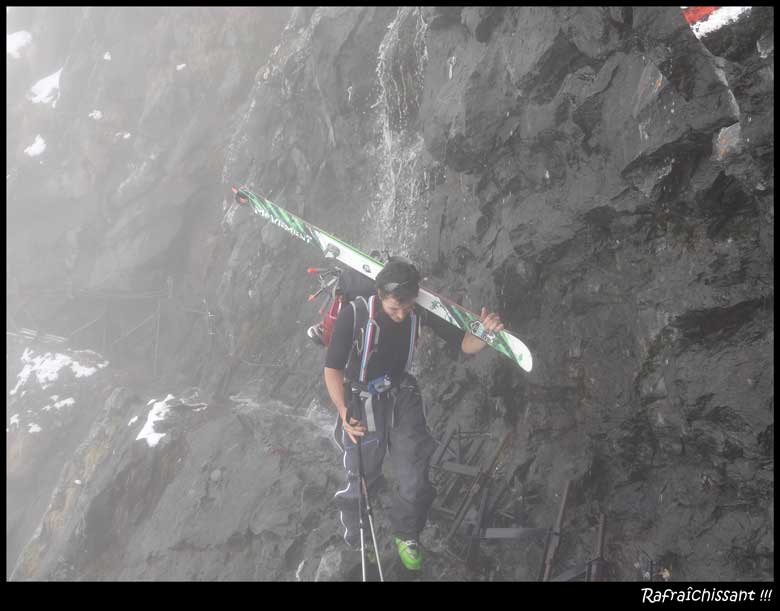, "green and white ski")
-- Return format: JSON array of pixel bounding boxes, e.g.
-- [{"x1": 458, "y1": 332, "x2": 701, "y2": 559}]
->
[{"x1": 232, "y1": 186, "x2": 532, "y2": 372}]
